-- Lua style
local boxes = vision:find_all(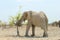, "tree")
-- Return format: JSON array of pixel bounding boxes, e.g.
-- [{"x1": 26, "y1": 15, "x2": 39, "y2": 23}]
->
[
  {"x1": 0, "y1": 20, "x2": 2, "y2": 27},
  {"x1": 0, "y1": 20, "x2": 7, "y2": 29},
  {"x1": 9, "y1": 16, "x2": 15, "y2": 26},
  {"x1": 15, "y1": 12, "x2": 22, "y2": 36},
  {"x1": 8, "y1": 6, "x2": 22, "y2": 36}
]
